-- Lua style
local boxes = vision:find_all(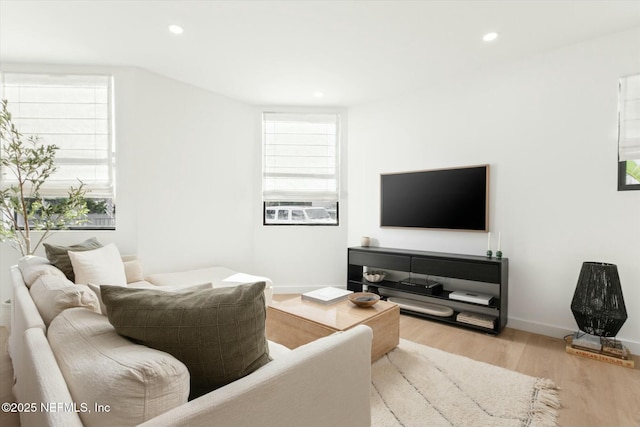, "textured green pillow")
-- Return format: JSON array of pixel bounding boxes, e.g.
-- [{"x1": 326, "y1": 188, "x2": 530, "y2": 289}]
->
[
  {"x1": 101, "y1": 282, "x2": 270, "y2": 399},
  {"x1": 43, "y1": 237, "x2": 103, "y2": 282}
]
